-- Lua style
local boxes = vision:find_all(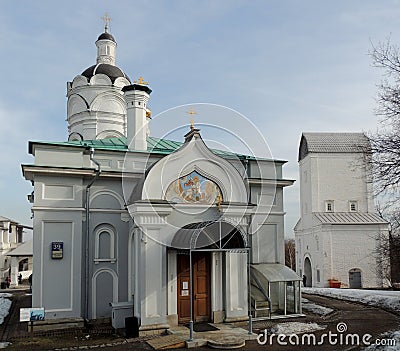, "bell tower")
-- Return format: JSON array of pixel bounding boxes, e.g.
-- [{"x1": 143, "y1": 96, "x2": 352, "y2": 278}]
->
[{"x1": 66, "y1": 16, "x2": 131, "y2": 141}]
